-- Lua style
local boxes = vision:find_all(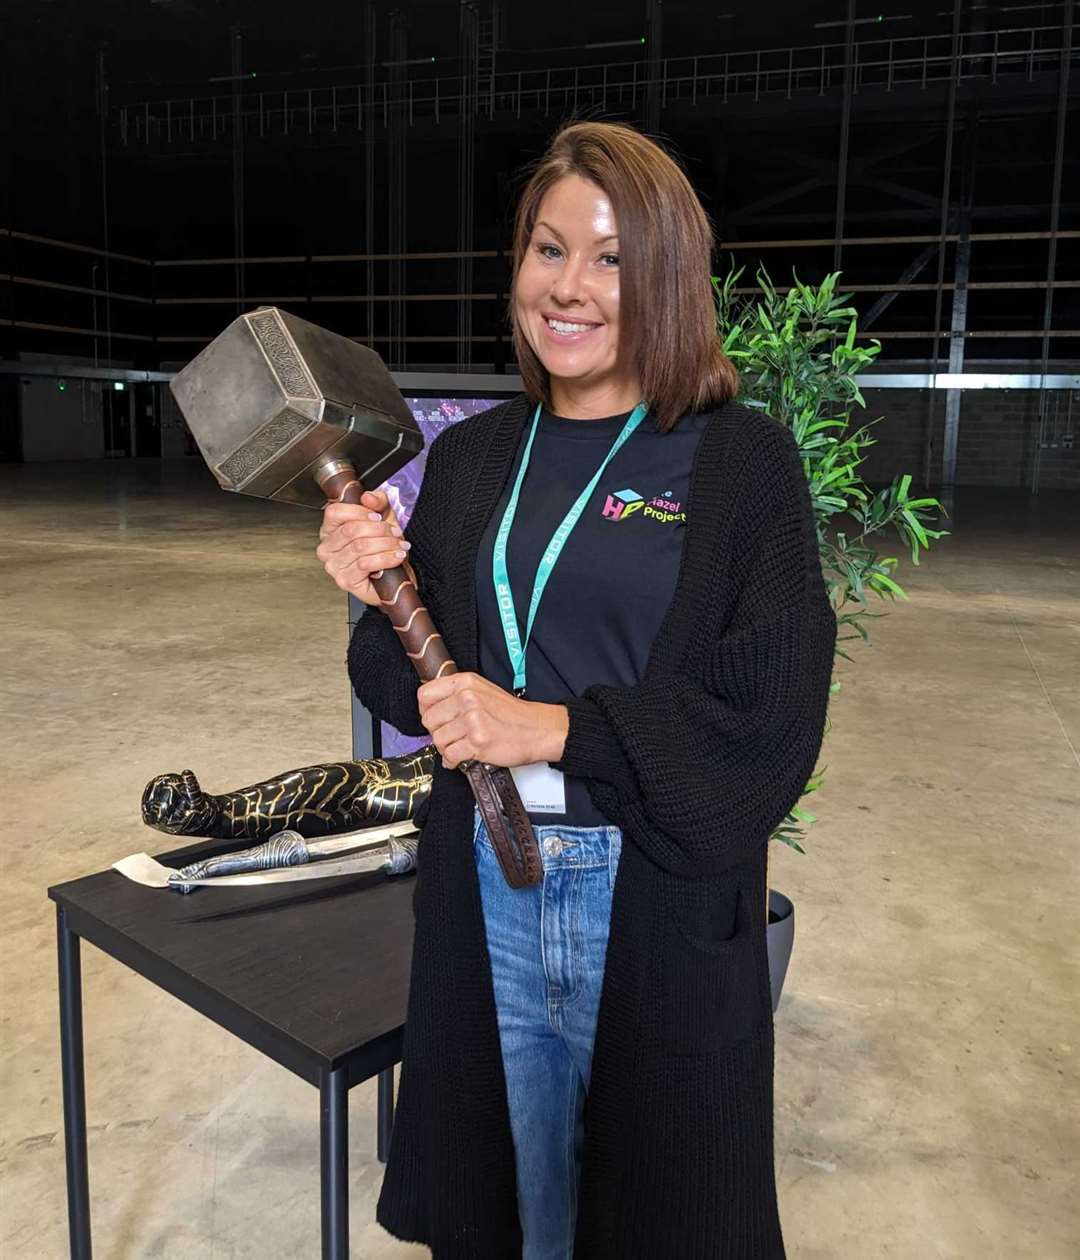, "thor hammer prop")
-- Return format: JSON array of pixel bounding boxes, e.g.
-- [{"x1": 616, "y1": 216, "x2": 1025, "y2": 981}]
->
[{"x1": 168, "y1": 306, "x2": 541, "y2": 889}]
